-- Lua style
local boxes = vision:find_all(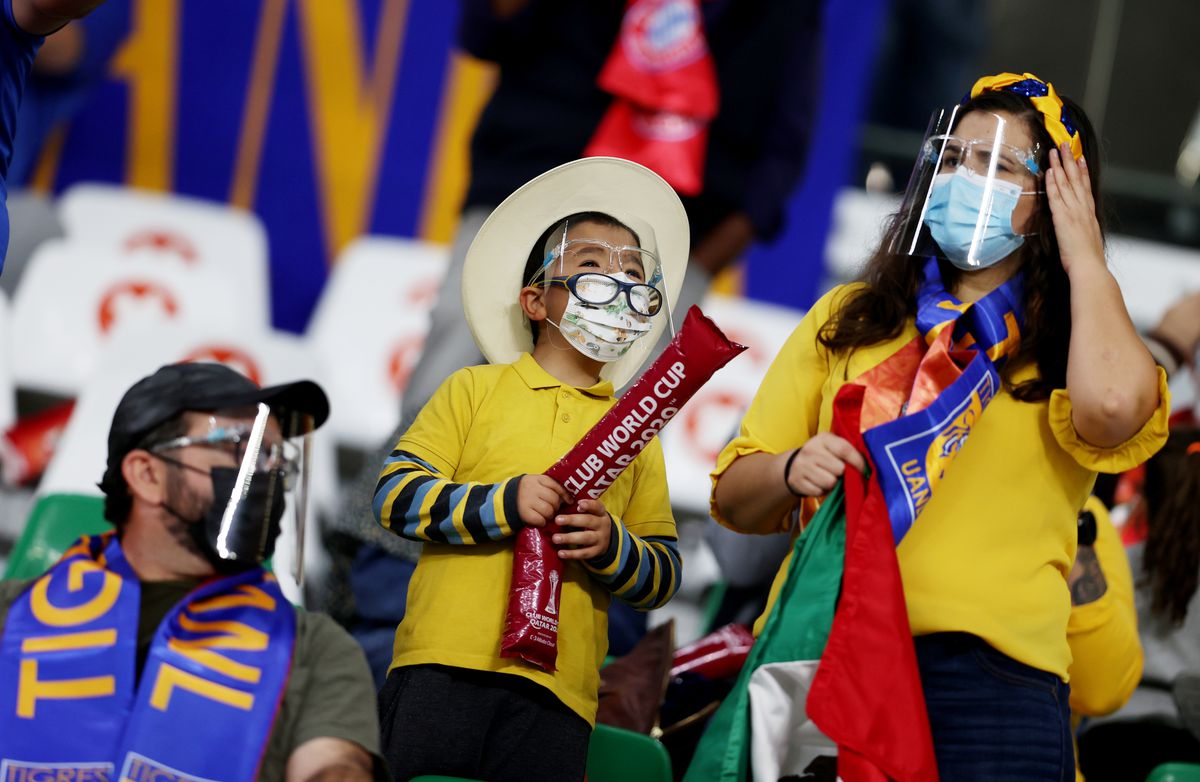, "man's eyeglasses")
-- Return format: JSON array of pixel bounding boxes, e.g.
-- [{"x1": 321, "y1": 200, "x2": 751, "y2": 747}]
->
[
  {"x1": 148, "y1": 425, "x2": 300, "y2": 484},
  {"x1": 535, "y1": 272, "x2": 663, "y2": 316}
]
